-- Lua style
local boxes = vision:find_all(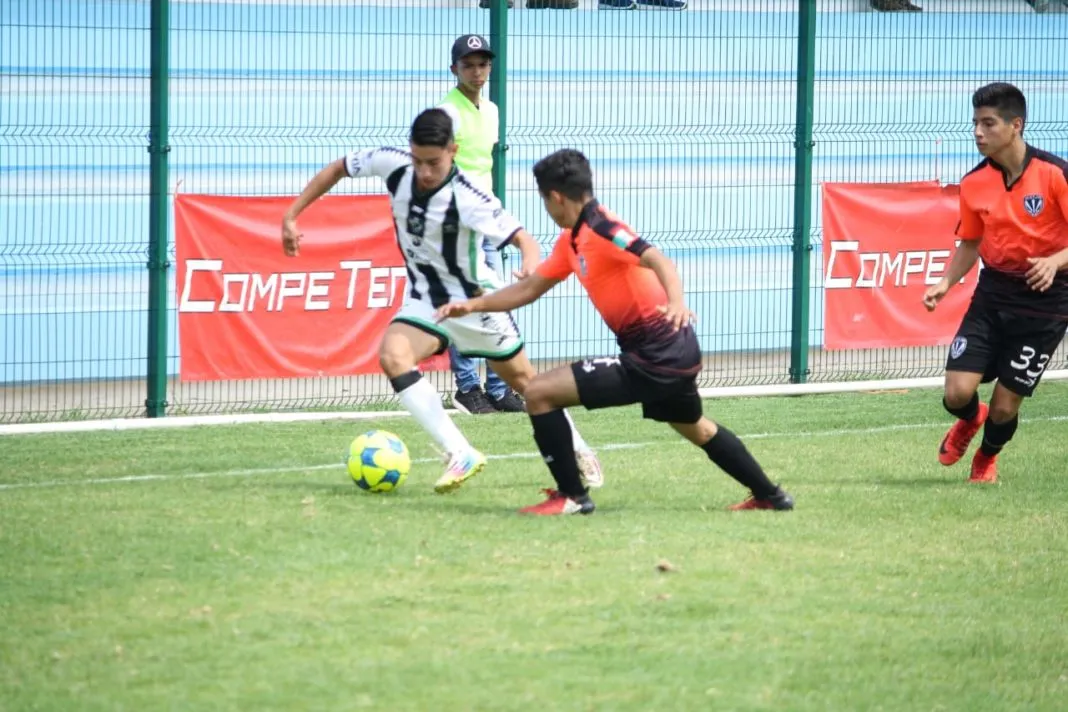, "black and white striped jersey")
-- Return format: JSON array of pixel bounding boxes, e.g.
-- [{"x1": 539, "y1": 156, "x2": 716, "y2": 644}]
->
[{"x1": 343, "y1": 146, "x2": 523, "y2": 307}]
